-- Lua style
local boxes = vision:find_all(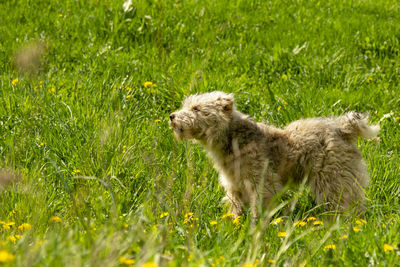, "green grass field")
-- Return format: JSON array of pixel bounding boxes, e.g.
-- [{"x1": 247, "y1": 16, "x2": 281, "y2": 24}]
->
[{"x1": 1, "y1": 0, "x2": 400, "y2": 266}]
